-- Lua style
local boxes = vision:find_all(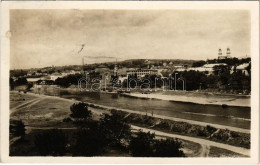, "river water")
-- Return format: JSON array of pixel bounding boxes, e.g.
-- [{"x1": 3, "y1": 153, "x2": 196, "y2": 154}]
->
[{"x1": 33, "y1": 87, "x2": 250, "y2": 129}]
